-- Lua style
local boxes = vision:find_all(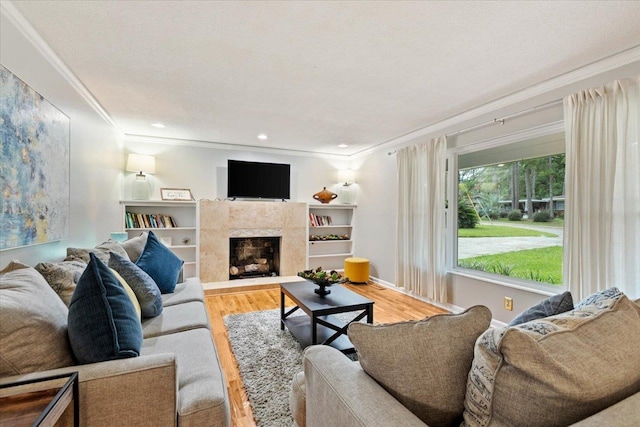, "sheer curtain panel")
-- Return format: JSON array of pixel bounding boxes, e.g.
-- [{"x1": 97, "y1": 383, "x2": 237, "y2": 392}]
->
[
  {"x1": 563, "y1": 76, "x2": 640, "y2": 300},
  {"x1": 396, "y1": 136, "x2": 447, "y2": 302}
]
